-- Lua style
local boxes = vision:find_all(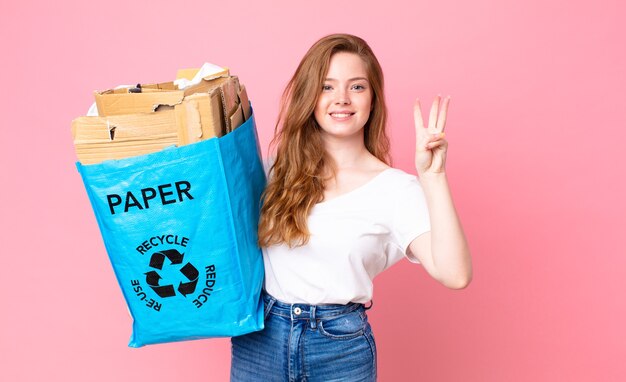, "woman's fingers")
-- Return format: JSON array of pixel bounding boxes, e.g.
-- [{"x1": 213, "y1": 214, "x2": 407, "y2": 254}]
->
[
  {"x1": 414, "y1": 99, "x2": 425, "y2": 131},
  {"x1": 426, "y1": 137, "x2": 447, "y2": 150},
  {"x1": 423, "y1": 132, "x2": 446, "y2": 150},
  {"x1": 437, "y1": 96, "x2": 450, "y2": 132},
  {"x1": 416, "y1": 95, "x2": 450, "y2": 144},
  {"x1": 428, "y1": 95, "x2": 441, "y2": 133}
]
